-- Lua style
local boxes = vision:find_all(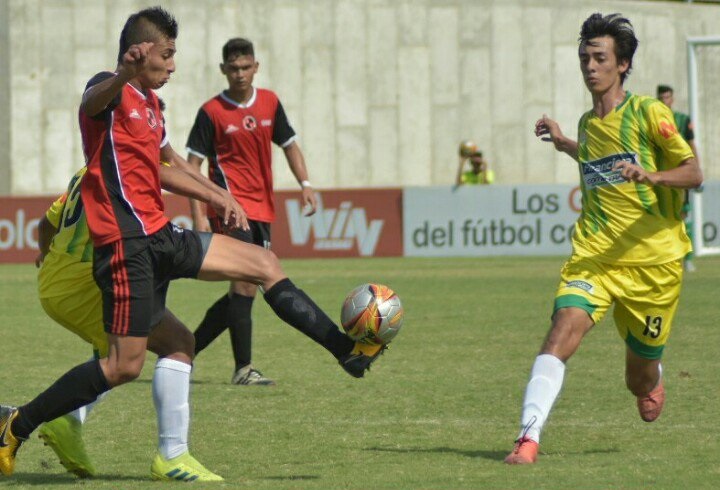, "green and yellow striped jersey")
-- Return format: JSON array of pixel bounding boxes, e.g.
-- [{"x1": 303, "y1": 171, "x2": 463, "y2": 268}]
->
[
  {"x1": 573, "y1": 92, "x2": 694, "y2": 265},
  {"x1": 38, "y1": 167, "x2": 96, "y2": 298}
]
